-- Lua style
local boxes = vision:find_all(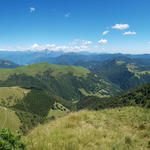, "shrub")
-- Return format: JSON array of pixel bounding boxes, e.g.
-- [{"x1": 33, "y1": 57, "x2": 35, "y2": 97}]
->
[
  {"x1": 139, "y1": 124, "x2": 145, "y2": 130},
  {"x1": 0, "y1": 128, "x2": 26, "y2": 150},
  {"x1": 125, "y1": 136, "x2": 132, "y2": 145},
  {"x1": 147, "y1": 141, "x2": 150, "y2": 148}
]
